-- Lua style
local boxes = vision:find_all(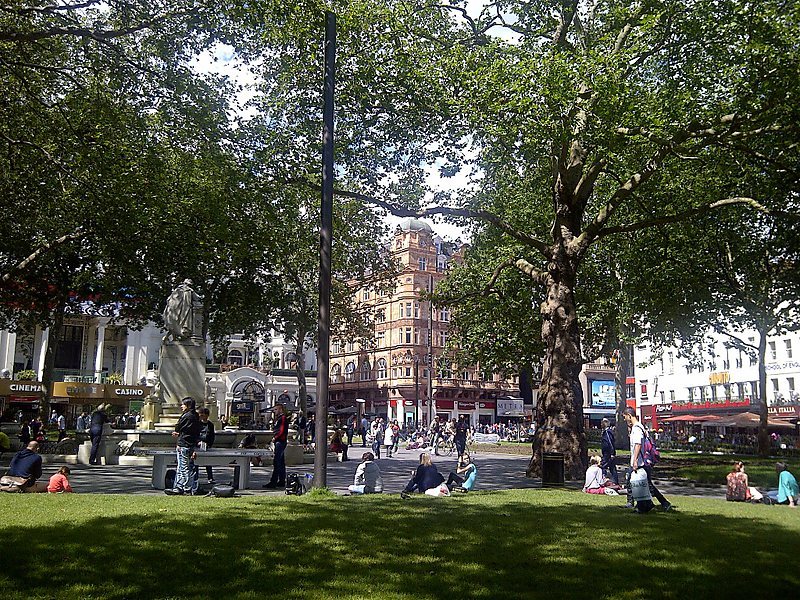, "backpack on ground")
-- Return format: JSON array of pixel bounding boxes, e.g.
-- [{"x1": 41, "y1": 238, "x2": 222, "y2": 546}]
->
[
  {"x1": 285, "y1": 472, "x2": 306, "y2": 496},
  {"x1": 210, "y1": 484, "x2": 236, "y2": 498}
]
